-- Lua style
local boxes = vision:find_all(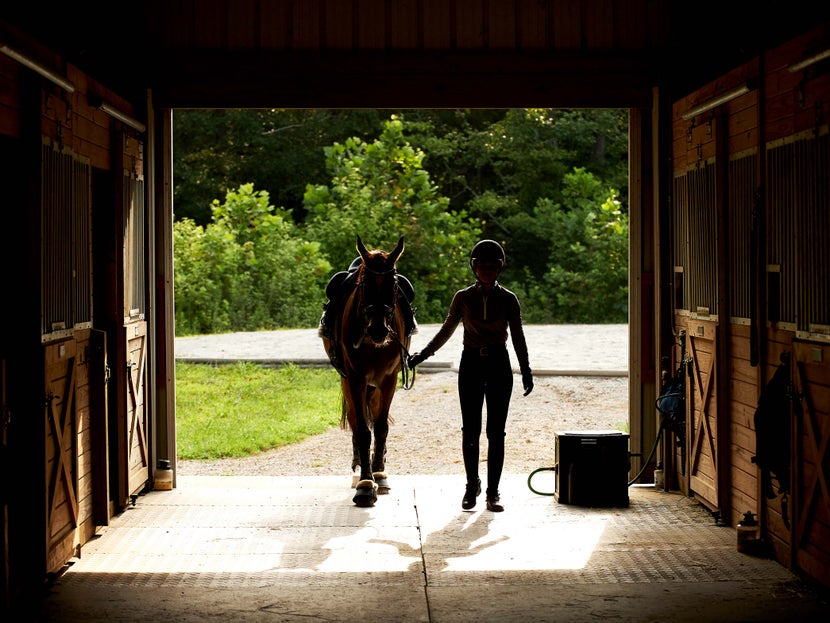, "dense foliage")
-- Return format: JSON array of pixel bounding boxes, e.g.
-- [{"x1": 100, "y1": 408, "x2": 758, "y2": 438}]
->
[
  {"x1": 174, "y1": 184, "x2": 328, "y2": 335},
  {"x1": 173, "y1": 109, "x2": 629, "y2": 334}
]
